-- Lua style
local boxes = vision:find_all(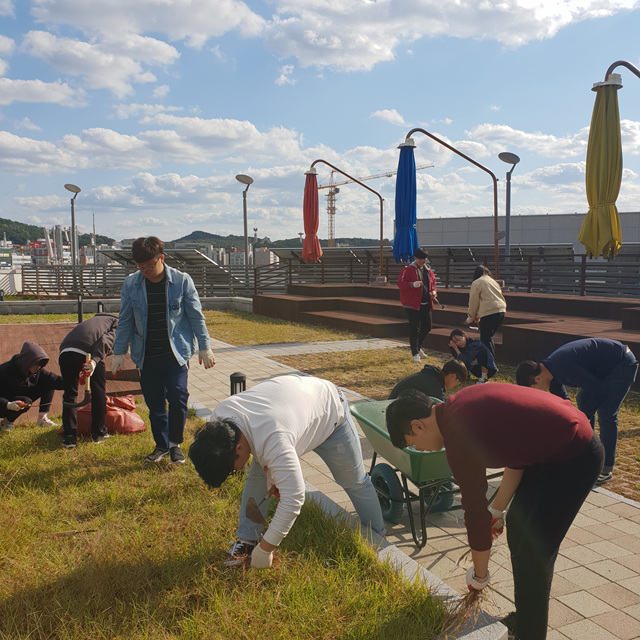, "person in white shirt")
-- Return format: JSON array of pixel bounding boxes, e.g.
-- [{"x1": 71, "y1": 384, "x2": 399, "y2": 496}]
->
[{"x1": 189, "y1": 375, "x2": 385, "y2": 568}]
